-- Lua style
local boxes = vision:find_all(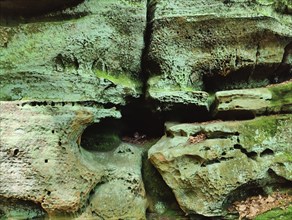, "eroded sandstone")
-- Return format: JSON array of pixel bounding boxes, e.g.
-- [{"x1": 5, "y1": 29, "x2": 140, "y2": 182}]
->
[
  {"x1": 0, "y1": 101, "x2": 147, "y2": 219},
  {"x1": 147, "y1": 0, "x2": 292, "y2": 94},
  {"x1": 213, "y1": 81, "x2": 292, "y2": 118},
  {"x1": 0, "y1": 0, "x2": 146, "y2": 104},
  {"x1": 149, "y1": 115, "x2": 292, "y2": 217}
]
